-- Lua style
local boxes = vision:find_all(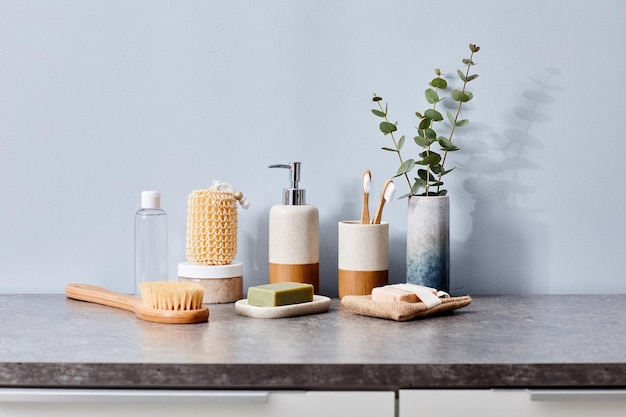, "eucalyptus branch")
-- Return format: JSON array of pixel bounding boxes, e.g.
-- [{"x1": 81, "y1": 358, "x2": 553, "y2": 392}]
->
[
  {"x1": 425, "y1": 76, "x2": 443, "y2": 196},
  {"x1": 371, "y1": 43, "x2": 480, "y2": 198},
  {"x1": 437, "y1": 46, "x2": 479, "y2": 193},
  {"x1": 375, "y1": 99, "x2": 412, "y2": 191}
]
